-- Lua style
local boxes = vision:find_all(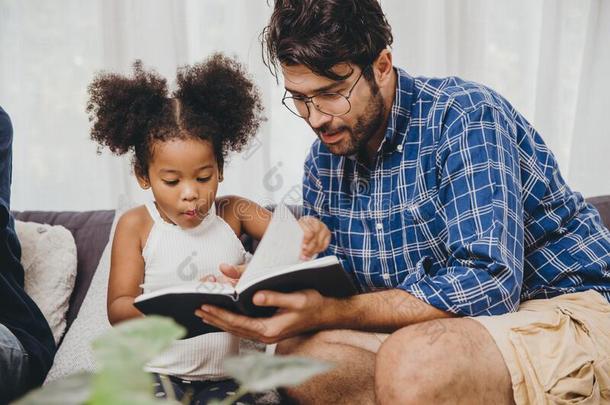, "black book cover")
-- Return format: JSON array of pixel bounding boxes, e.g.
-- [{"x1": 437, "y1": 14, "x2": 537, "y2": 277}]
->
[{"x1": 133, "y1": 259, "x2": 358, "y2": 338}]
